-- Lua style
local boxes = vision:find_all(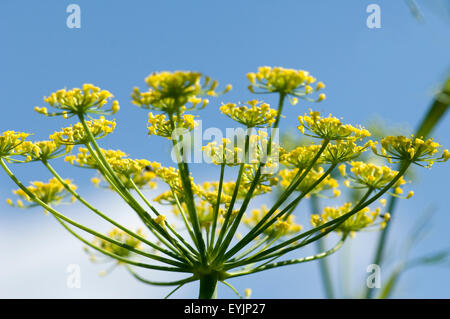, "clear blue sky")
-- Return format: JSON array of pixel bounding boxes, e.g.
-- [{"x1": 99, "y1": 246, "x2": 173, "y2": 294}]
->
[{"x1": 0, "y1": 0, "x2": 449, "y2": 298}]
